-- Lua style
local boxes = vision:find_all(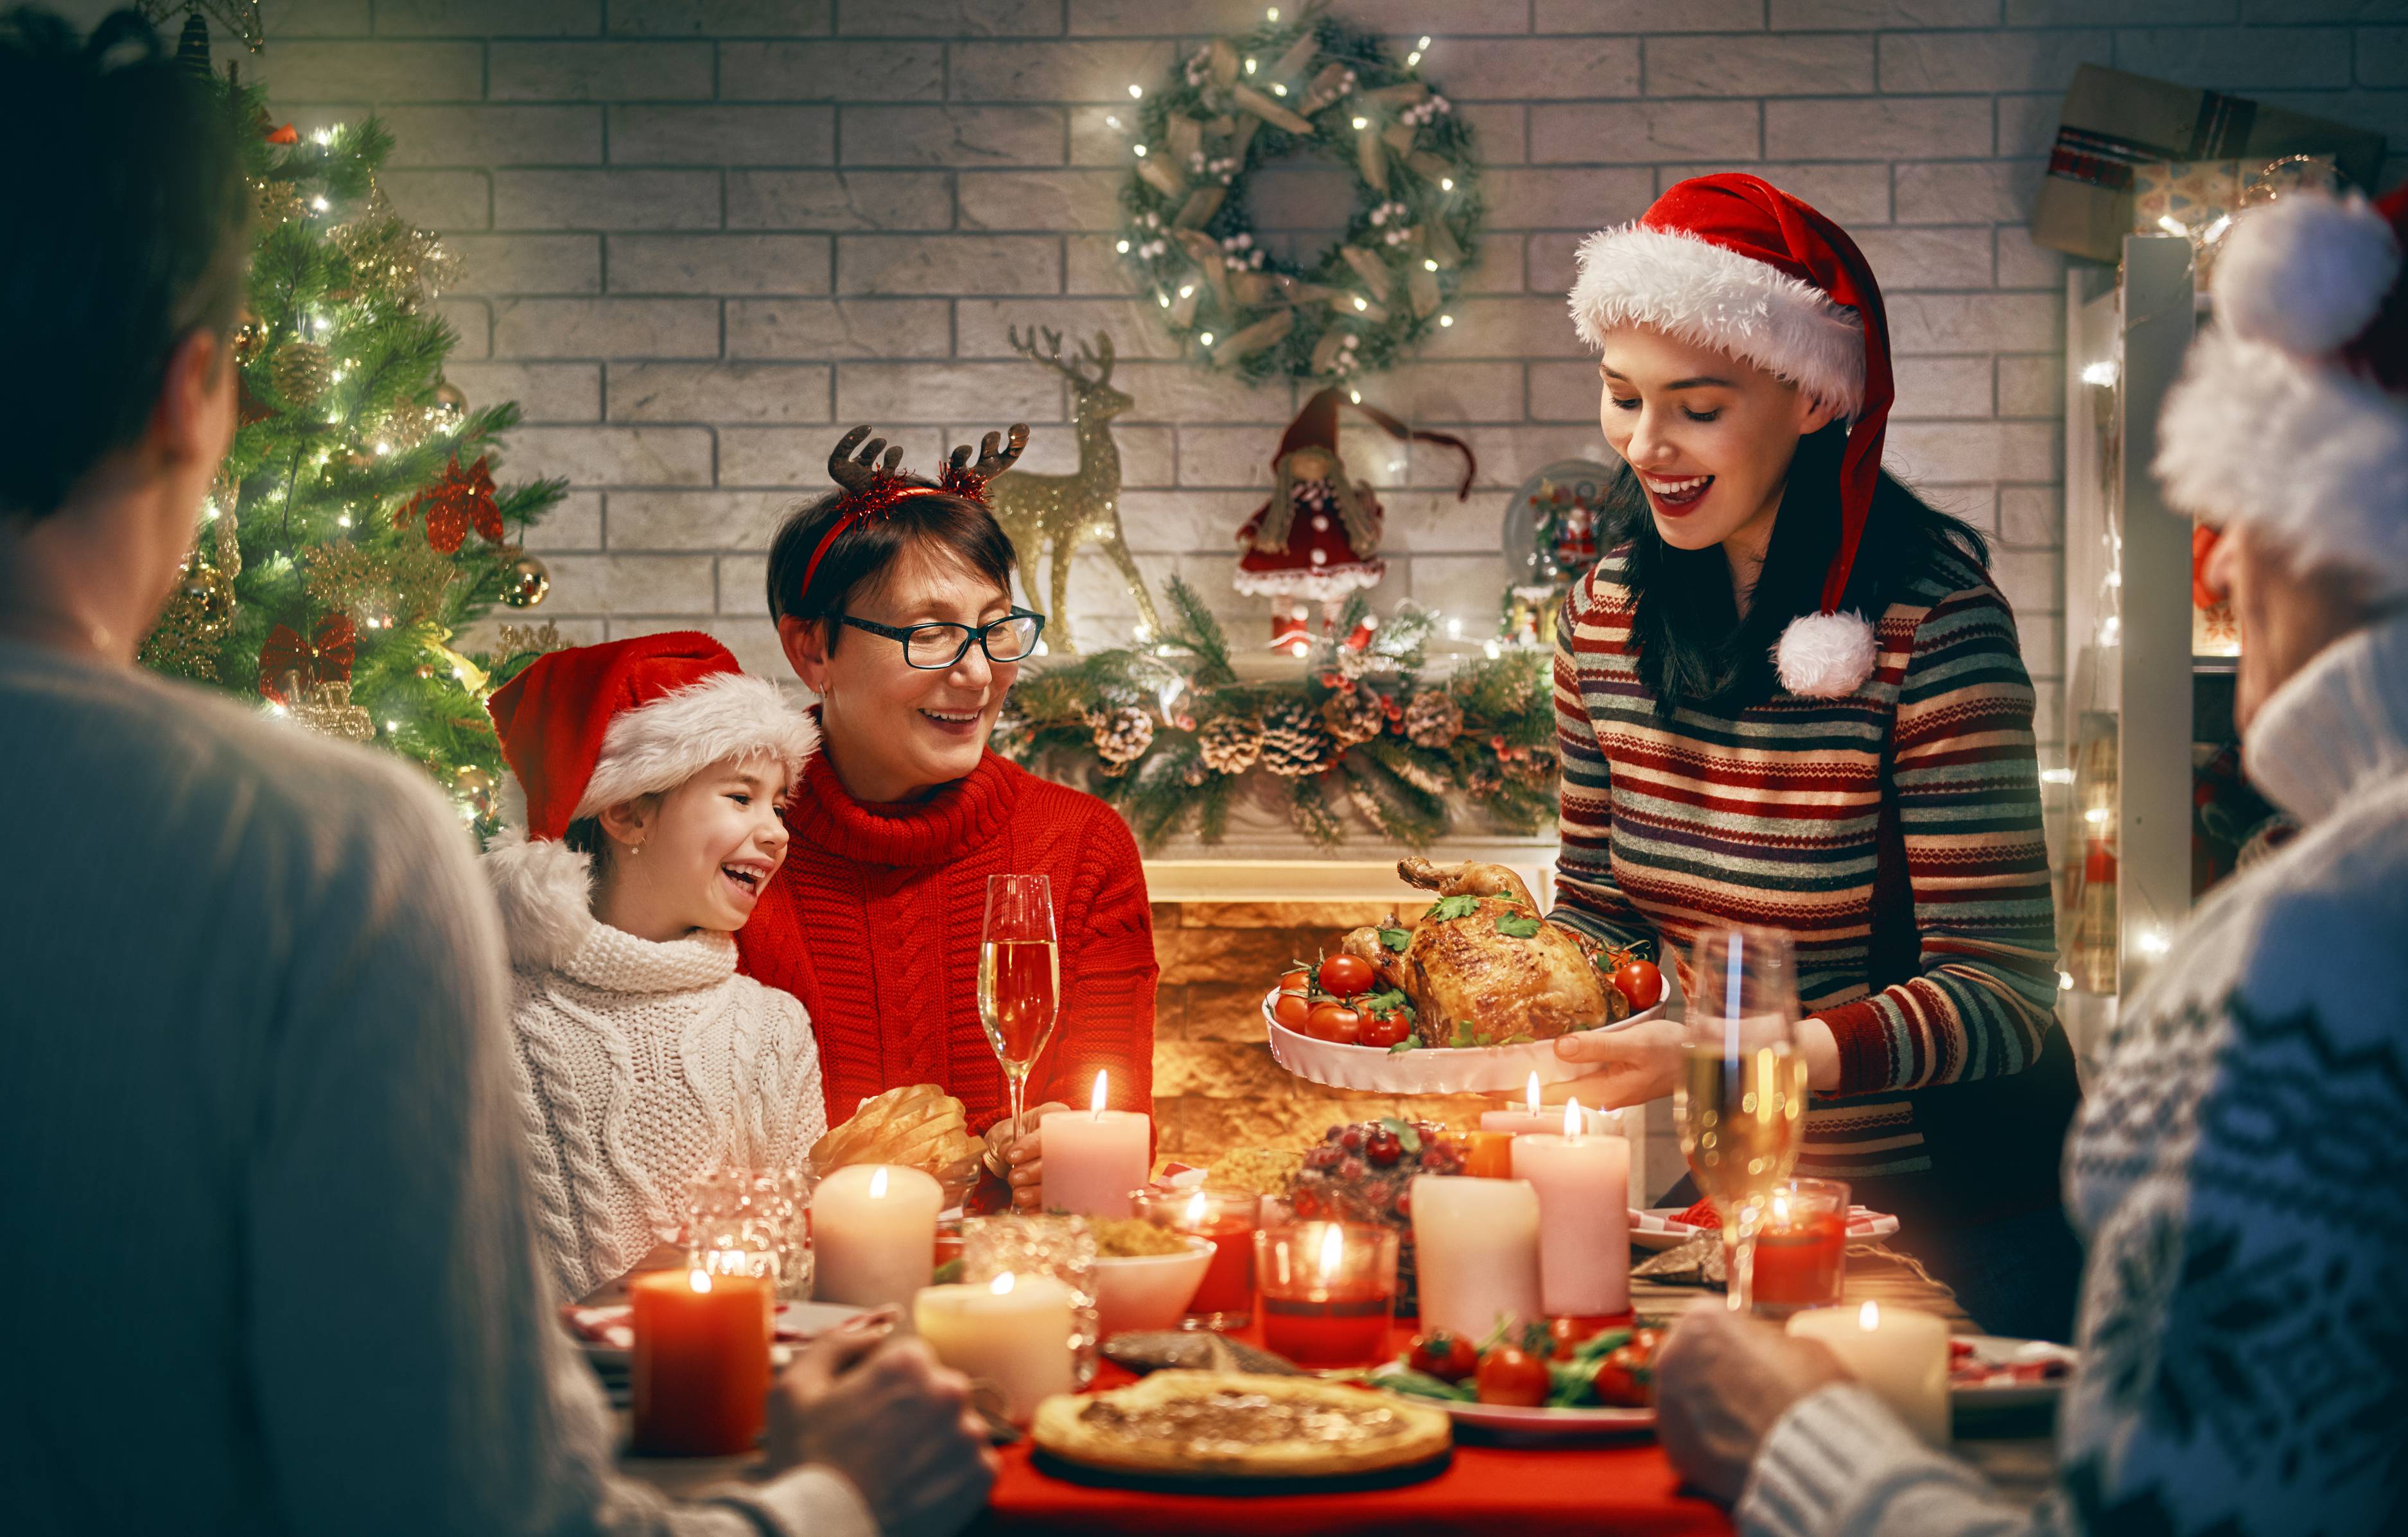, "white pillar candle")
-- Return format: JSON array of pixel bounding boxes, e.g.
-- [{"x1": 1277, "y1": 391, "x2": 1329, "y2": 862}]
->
[
  {"x1": 913, "y1": 1272, "x2": 1076, "y2": 1425},
  {"x1": 811, "y1": 1163, "x2": 943, "y2": 1309},
  {"x1": 1787, "y1": 1301, "x2": 1951, "y2": 1446},
  {"x1": 1411, "y1": 1176, "x2": 1542, "y2": 1342},
  {"x1": 1478, "y1": 1070, "x2": 1558, "y2": 1137},
  {"x1": 1040, "y1": 1072, "x2": 1151, "y2": 1218},
  {"x1": 1510, "y1": 1100, "x2": 1630, "y2": 1317}
]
